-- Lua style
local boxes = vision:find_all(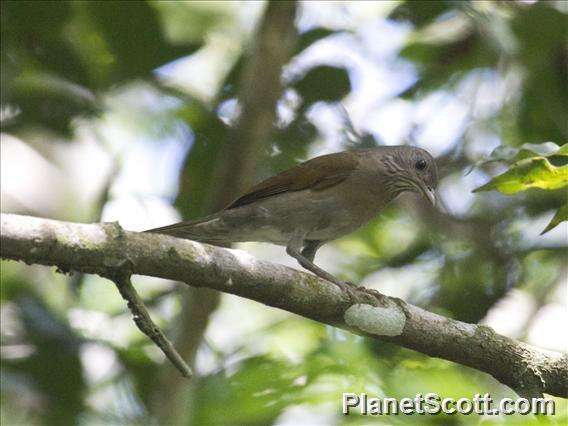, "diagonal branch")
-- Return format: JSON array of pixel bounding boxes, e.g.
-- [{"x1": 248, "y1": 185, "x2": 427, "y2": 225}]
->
[
  {"x1": 107, "y1": 268, "x2": 192, "y2": 378},
  {"x1": 1, "y1": 213, "x2": 567, "y2": 399}
]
